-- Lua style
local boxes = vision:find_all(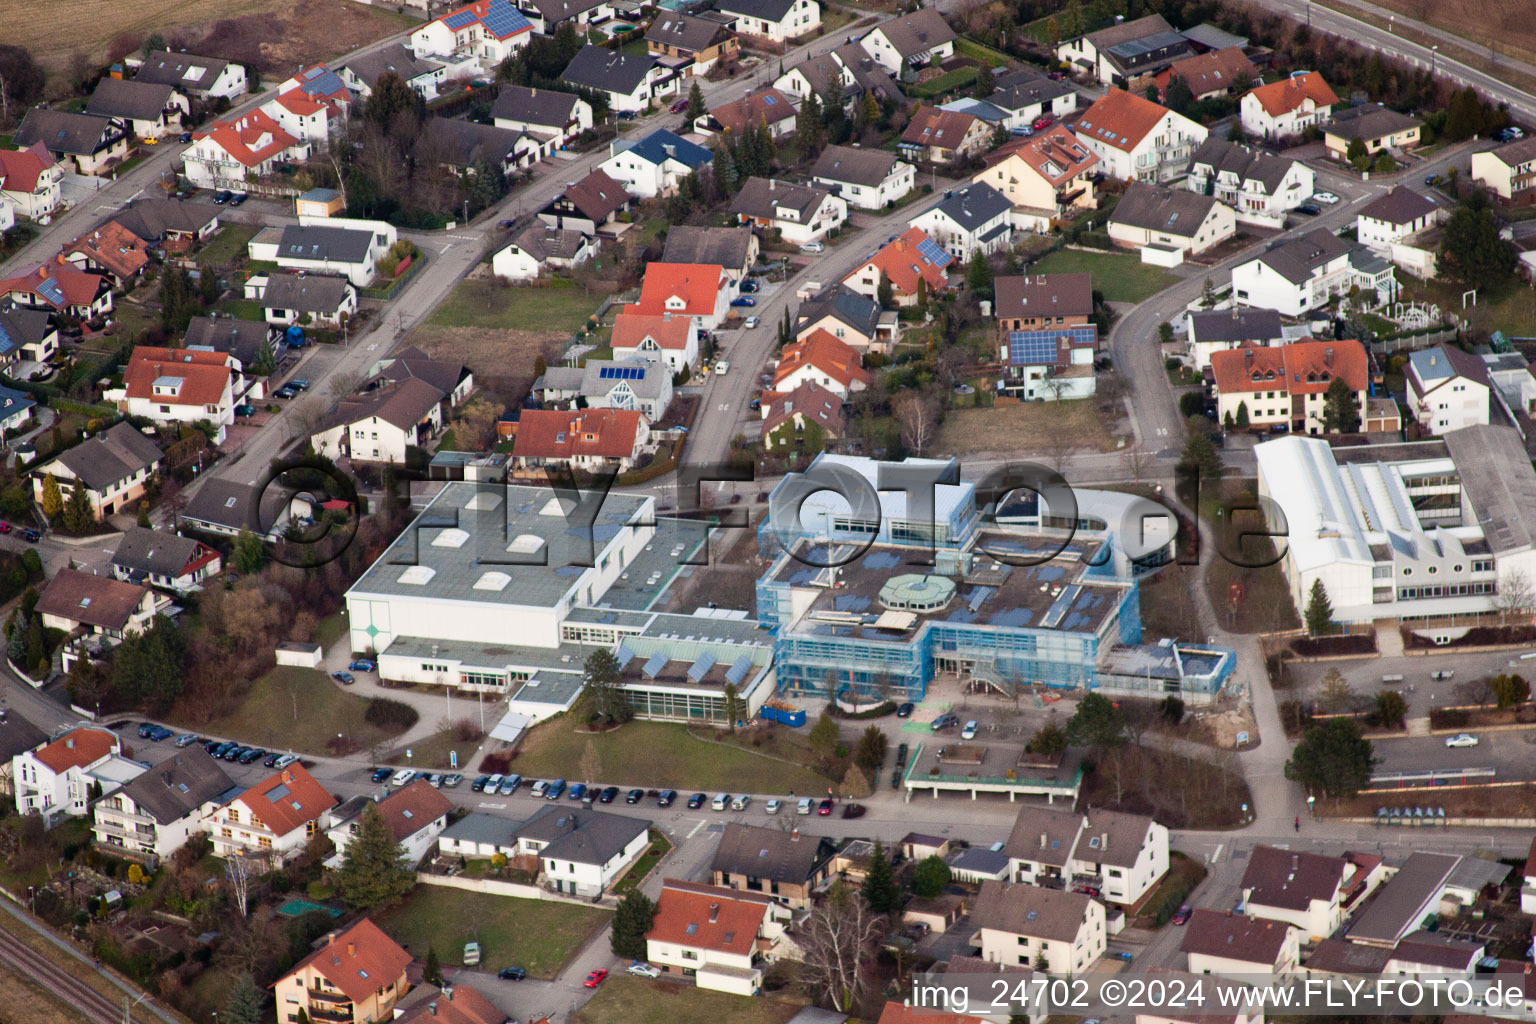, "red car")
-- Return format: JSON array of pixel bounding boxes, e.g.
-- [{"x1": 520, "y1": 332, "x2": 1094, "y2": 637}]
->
[
  {"x1": 0, "y1": 523, "x2": 11, "y2": 534},
  {"x1": 583, "y1": 969, "x2": 608, "y2": 988},
  {"x1": 817, "y1": 798, "x2": 834, "y2": 816},
  {"x1": 670, "y1": 98, "x2": 689, "y2": 113},
  {"x1": 1171, "y1": 904, "x2": 1192, "y2": 925},
  {"x1": 1032, "y1": 116, "x2": 1054, "y2": 131}
]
